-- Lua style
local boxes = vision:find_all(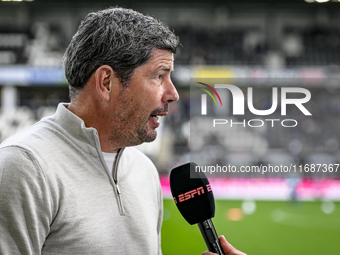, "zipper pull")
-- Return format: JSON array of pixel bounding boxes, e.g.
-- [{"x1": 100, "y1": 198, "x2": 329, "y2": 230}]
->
[
  {"x1": 116, "y1": 183, "x2": 121, "y2": 194},
  {"x1": 114, "y1": 181, "x2": 125, "y2": 216}
]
